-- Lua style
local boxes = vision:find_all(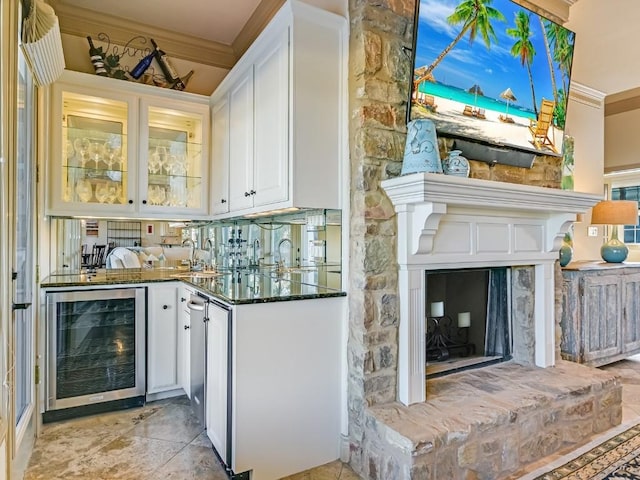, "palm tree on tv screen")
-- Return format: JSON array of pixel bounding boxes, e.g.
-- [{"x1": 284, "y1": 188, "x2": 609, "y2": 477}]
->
[
  {"x1": 414, "y1": 0, "x2": 505, "y2": 88},
  {"x1": 507, "y1": 11, "x2": 538, "y2": 116},
  {"x1": 539, "y1": 18, "x2": 558, "y2": 107},
  {"x1": 546, "y1": 22, "x2": 575, "y2": 95}
]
